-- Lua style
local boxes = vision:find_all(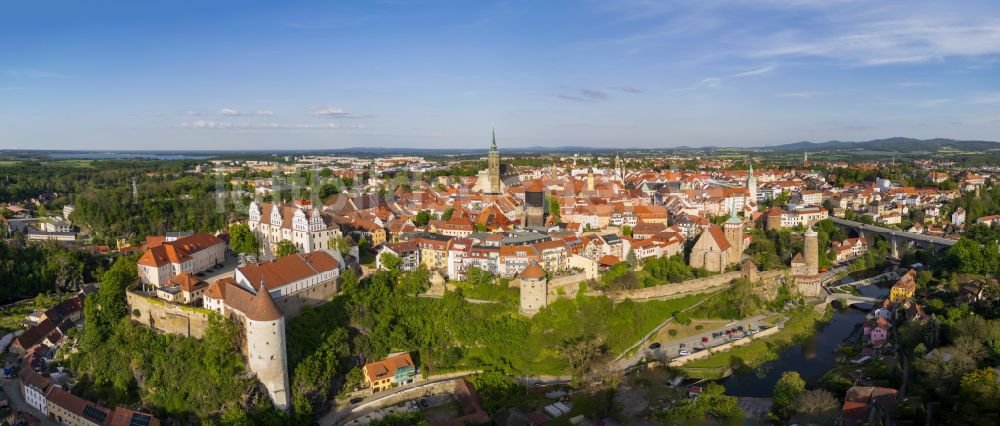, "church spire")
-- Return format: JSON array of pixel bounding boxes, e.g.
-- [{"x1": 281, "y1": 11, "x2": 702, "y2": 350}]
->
[{"x1": 491, "y1": 127, "x2": 497, "y2": 151}]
